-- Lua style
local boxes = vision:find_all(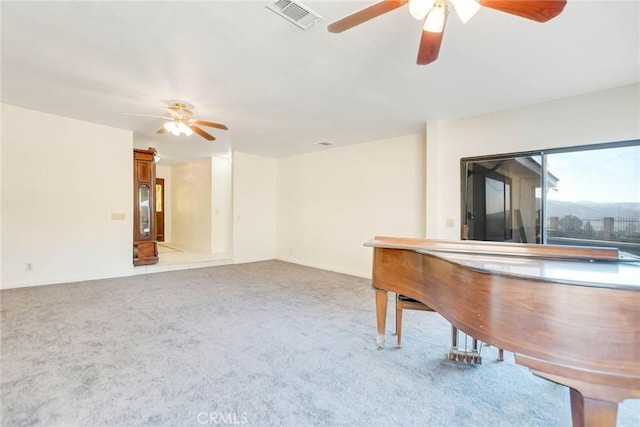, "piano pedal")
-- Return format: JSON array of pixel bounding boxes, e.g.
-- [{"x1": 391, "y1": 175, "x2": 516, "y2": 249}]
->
[{"x1": 448, "y1": 347, "x2": 482, "y2": 364}]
